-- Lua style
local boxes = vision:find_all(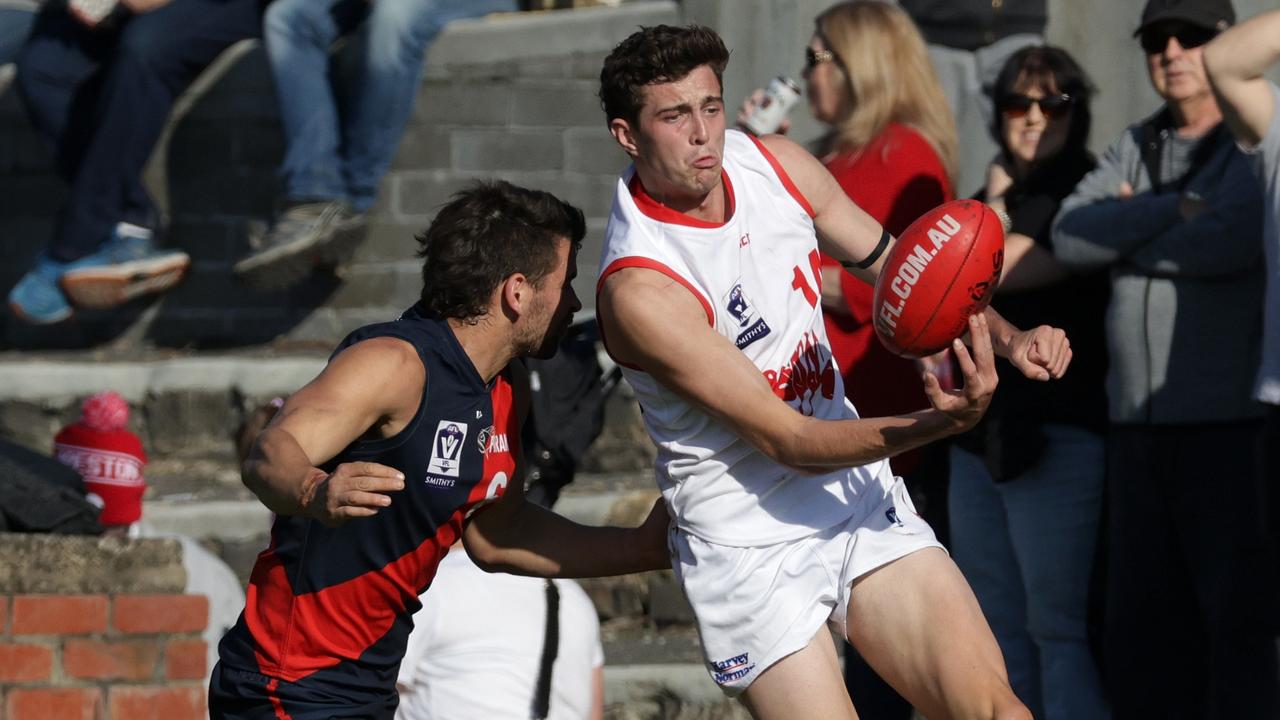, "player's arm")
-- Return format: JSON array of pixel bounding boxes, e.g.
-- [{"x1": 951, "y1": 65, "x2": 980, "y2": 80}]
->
[
  {"x1": 1205, "y1": 9, "x2": 1280, "y2": 149},
  {"x1": 759, "y1": 134, "x2": 1071, "y2": 380},
  {"x1": 242, "y1": 337, "x2": 416, "y2": 526},
  {"x1": 462, "y1": 487, "x2": 670, "y2": 578},
  {"x1": 461, "y1": 371, "x2": 670, "y2": 579},
  {"x1": 598, "y1": 267, "x2": 998, "y2": 473}
]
